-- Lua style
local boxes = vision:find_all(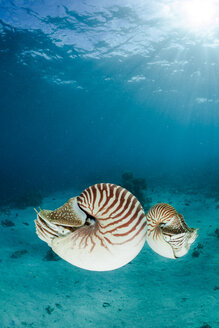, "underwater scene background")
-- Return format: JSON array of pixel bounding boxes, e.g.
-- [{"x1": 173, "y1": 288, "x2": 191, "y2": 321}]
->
[{"x1": 0, "y1": 1, "x2": 218, "y2": 327}]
